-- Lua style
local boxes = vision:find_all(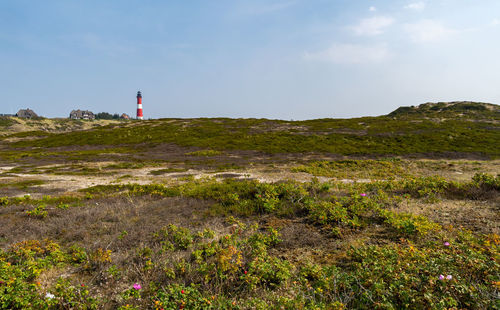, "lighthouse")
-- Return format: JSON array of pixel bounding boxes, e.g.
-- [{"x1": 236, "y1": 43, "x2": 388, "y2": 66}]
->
[{"x1": 136, "y1": 91, "x2": 143, "y2": 120}]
